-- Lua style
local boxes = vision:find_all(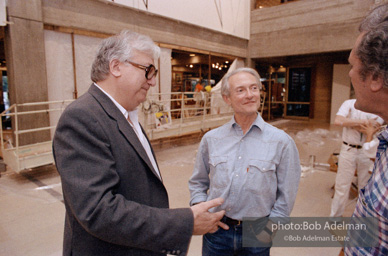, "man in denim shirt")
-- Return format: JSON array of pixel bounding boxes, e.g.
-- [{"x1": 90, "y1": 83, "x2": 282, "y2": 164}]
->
[{"x1": 189, "y1": 67, "x2": 301, "y2": 256}]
